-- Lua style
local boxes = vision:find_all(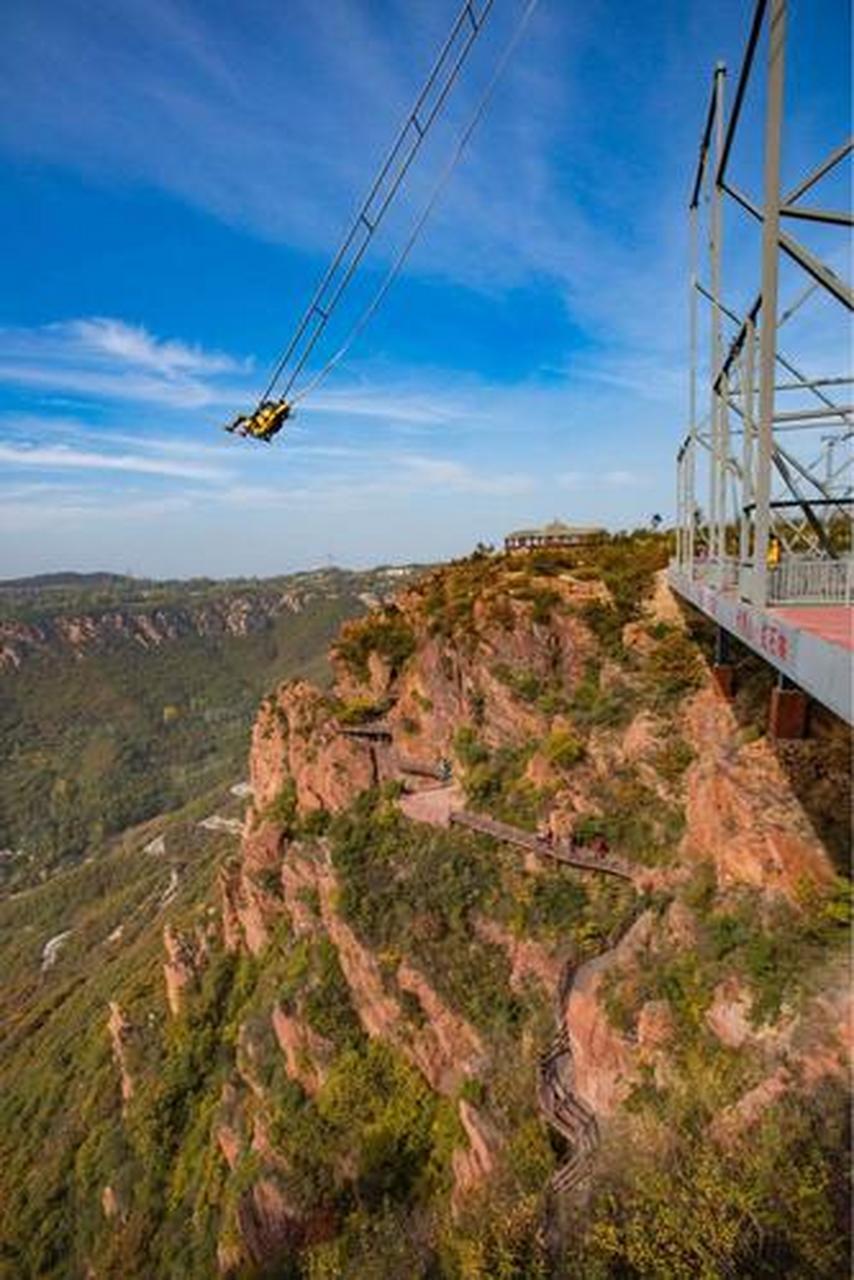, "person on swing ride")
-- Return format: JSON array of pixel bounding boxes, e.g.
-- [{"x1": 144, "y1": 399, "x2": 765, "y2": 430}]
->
[{"x1": 225, "y1": 398, "x2": 292, "y2": 443}]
